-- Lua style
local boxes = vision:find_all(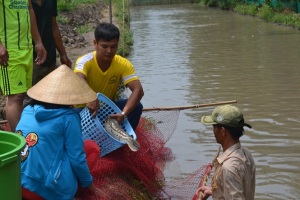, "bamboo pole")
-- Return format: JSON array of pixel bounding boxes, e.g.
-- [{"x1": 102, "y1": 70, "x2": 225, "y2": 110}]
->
[
  {"x1": 127, "y1": 0, "x2": 130, "y2": 29},
  {"x1": 143, "y1": 100, "x2": 237, "y2": 111},
  {"x1": 0, "y1": 101, "x2": 237, "y2": 124},
  {"x1": 109, "y1": 0, "x2": 112, "y2": 24},
  {"x1": 122, "y1": 0, "x2": 125, "y2": 57}
]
